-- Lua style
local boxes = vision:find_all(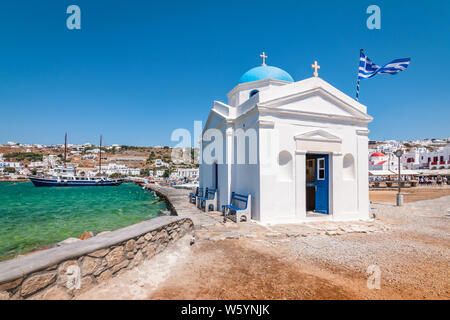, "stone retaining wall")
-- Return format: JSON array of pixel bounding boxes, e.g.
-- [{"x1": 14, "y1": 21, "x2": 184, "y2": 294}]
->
[{"x1": 0, "y1": 216, "x2": 193, "y2": 300}]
